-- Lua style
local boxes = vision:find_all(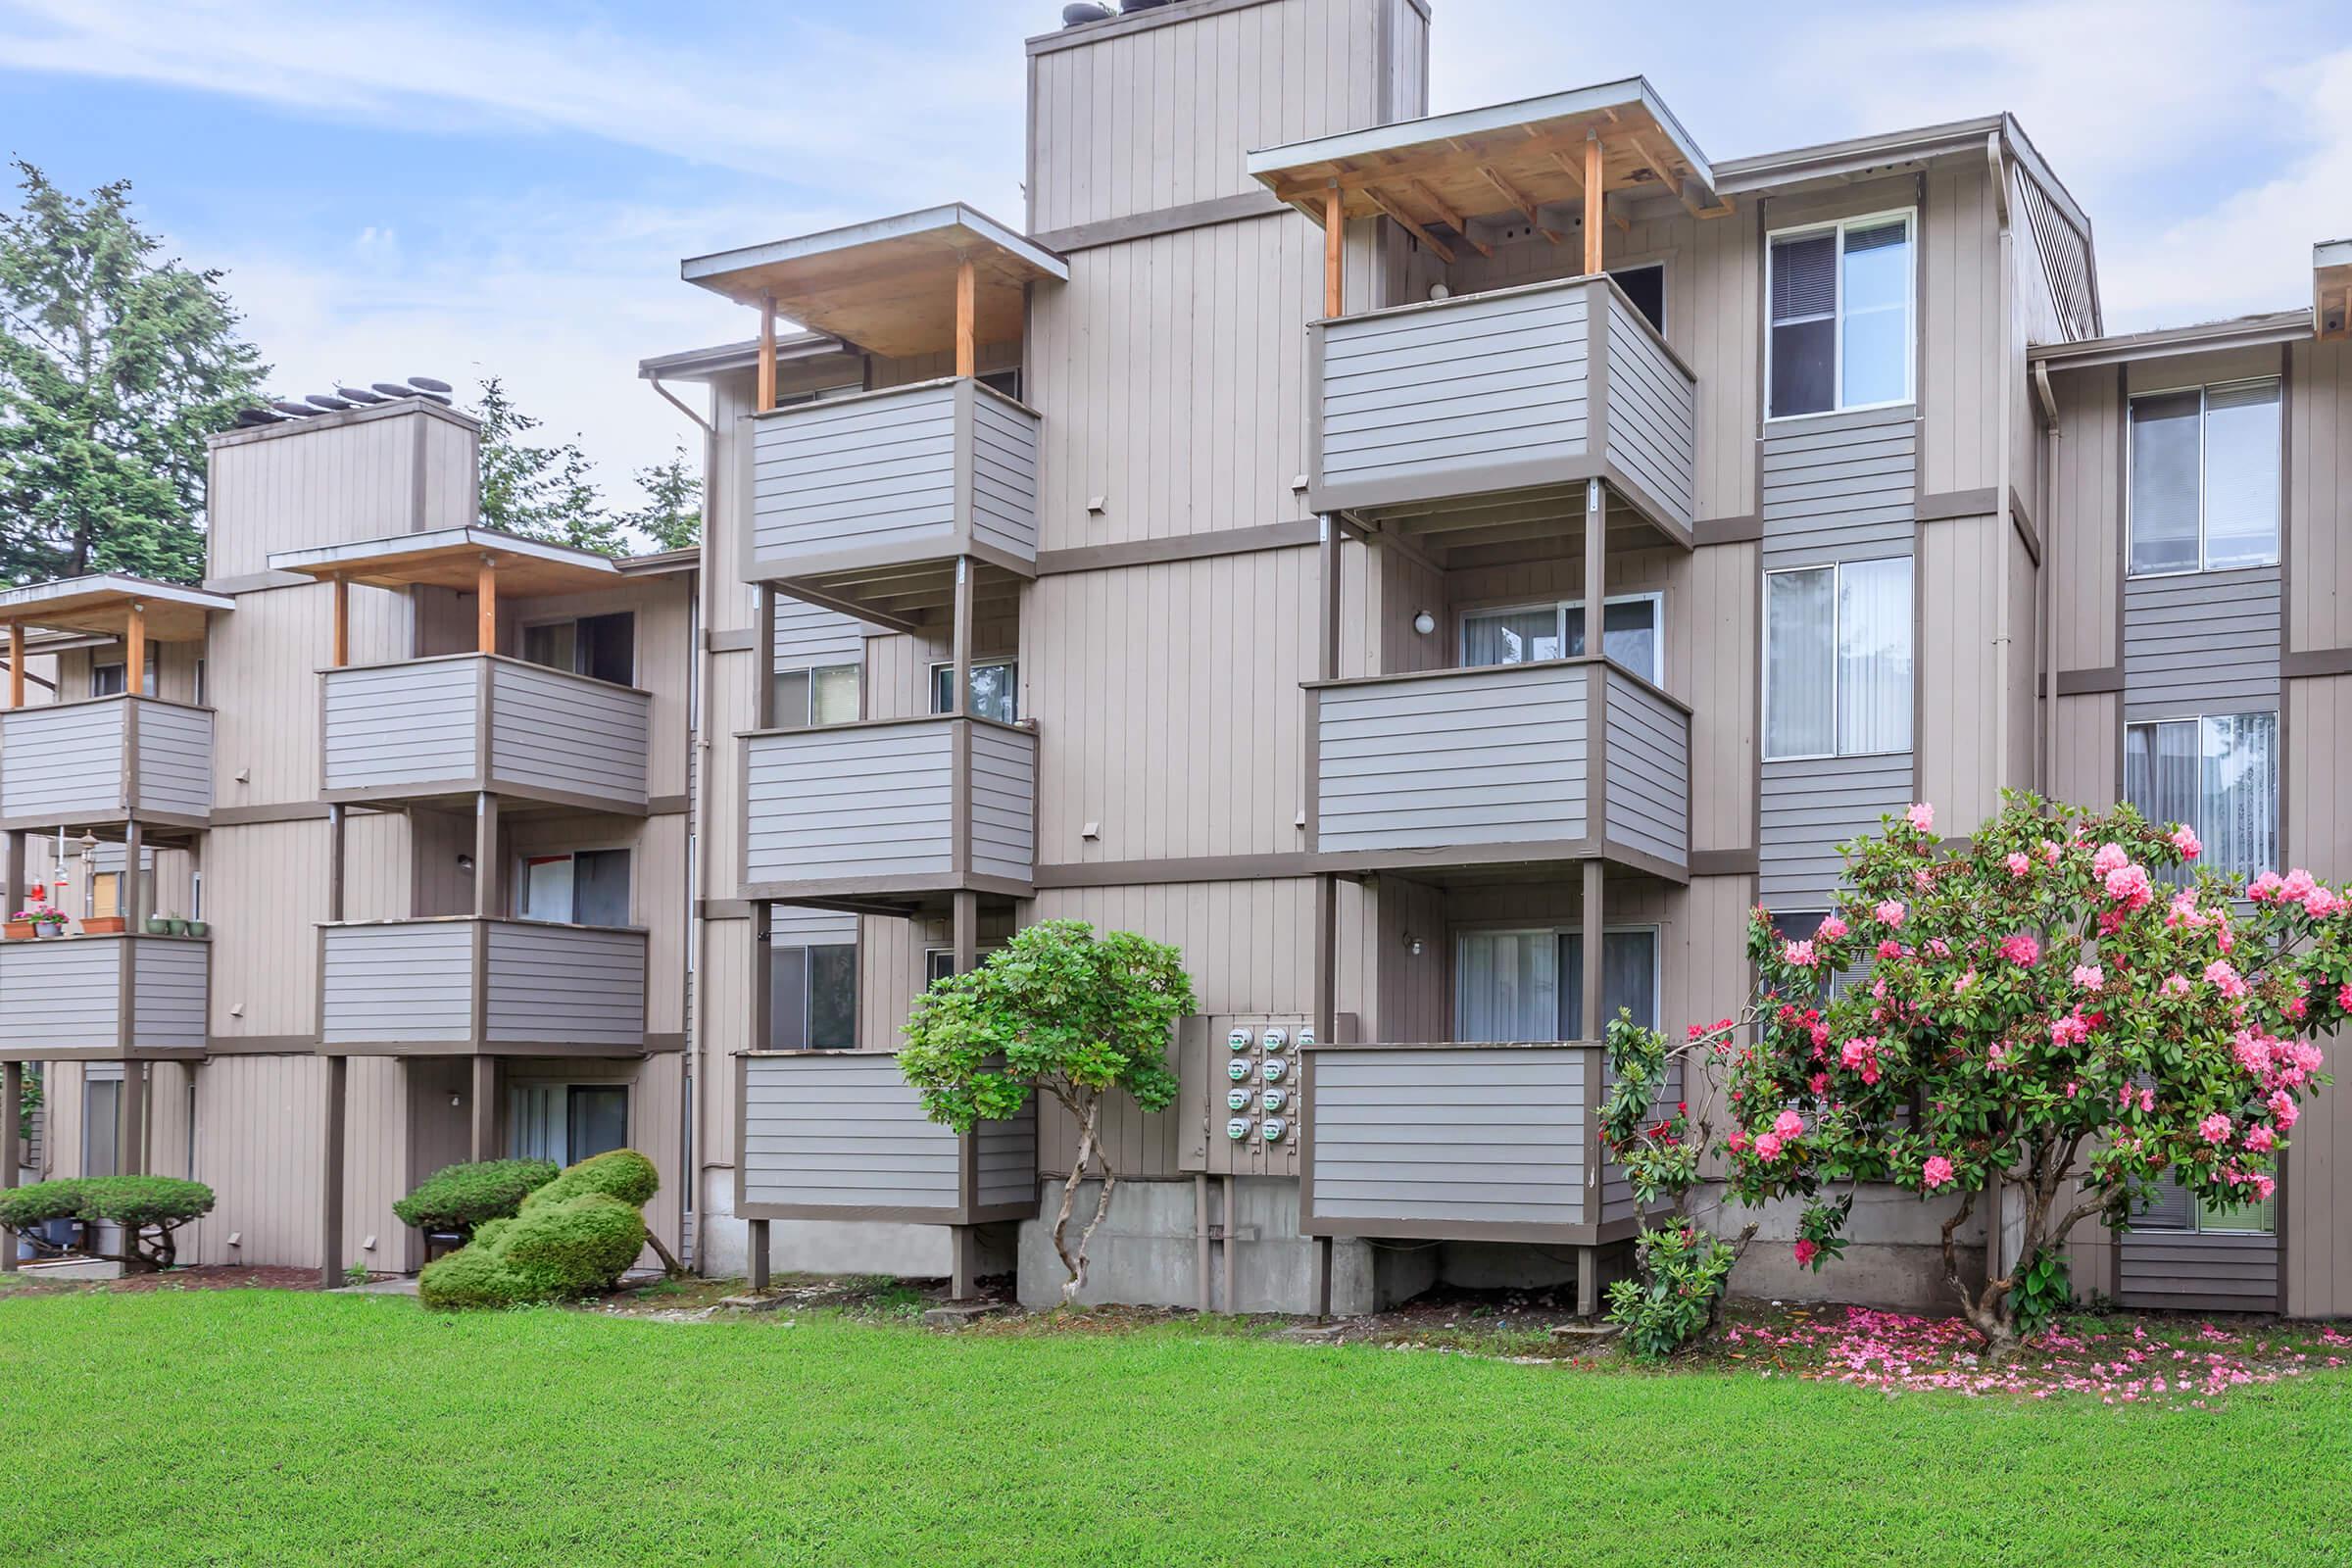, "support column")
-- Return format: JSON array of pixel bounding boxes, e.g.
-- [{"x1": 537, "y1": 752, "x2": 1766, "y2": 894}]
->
[
  {"x1": 472, "y1": 794, "x2": 501, "y2": 918},
  {"x1": 2, "y1": 1059, "x2": 20, "y2": 1274},
  {"x1": 753, "y1": 585, "x2": 777, "y2": 728},
  {"x1": 756, "y1": 292, "x2": 777, "y2": 414},
  {"x1": 474, "y1": 558, "x2": 498, "y2": 656},
  {"x1": 122, "y1": 818, "x2": 147, "y2": 930},
  {"x1": 950, "y1": 557, "x2": 973, "y2": 716},
  {"x1": 4, "y1": 830, "x2": 24, "y2": 921},
  {"x1": 1323, "y1": 185, "x2": 1345, "y2": 318},
  {"x1": 330, "y1": 572, "x2": 350, "y2": 668},
  {"x1": 1577, "y1": 1246, "x2": 1600, "y2": 1316},
  {"x1": 6, "y1": 620, "x2": 21, "y2": 709},
  {"x1": 125, "y1": 600, "x2": 147, "y2": 697},
  {"x1": 117, "y1": 1054, "x2": 145, "y2": 1179},
  {"x1": 951, "y1": 1226, "x2": 979, "y2": 1300},
  {"x1": 469, "y1": 1056, "x2": 498, "y2": 1162},
  {"x1": 1583, "y1": 477, "x2": 1606, "y2": 658},
  {"x1": 953, "y1": 890, "x2": 977, "y2": 975},
  {"x1": 1581, "y1": 858, "x2": 1604, "y2": 1042},
  {"x1": 748, "y1": 1217, "x2": 771, "y2": 1292},
  {"x1": 324, "y1": 805, "x2": 346, "y2": 924},
  {"x1": 1583, "y1": 133, "x2": 1604, "y2": 277},
  {"x1": 954, "y1": 258, "x2": 976, "y2": 380},
  {"x1": 319, "y1": 1054, "x2": 347, "y2": 1289}
]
